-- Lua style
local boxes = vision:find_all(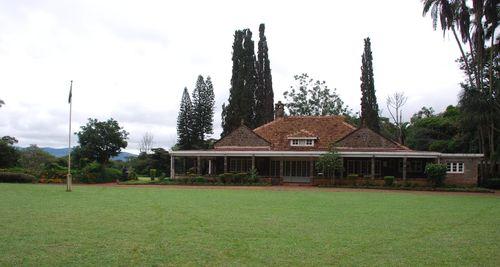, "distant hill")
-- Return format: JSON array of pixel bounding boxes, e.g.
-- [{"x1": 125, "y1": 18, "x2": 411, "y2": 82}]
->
[{"x1": 39, "y1": 147, "x2": 137, "y2": 161}]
